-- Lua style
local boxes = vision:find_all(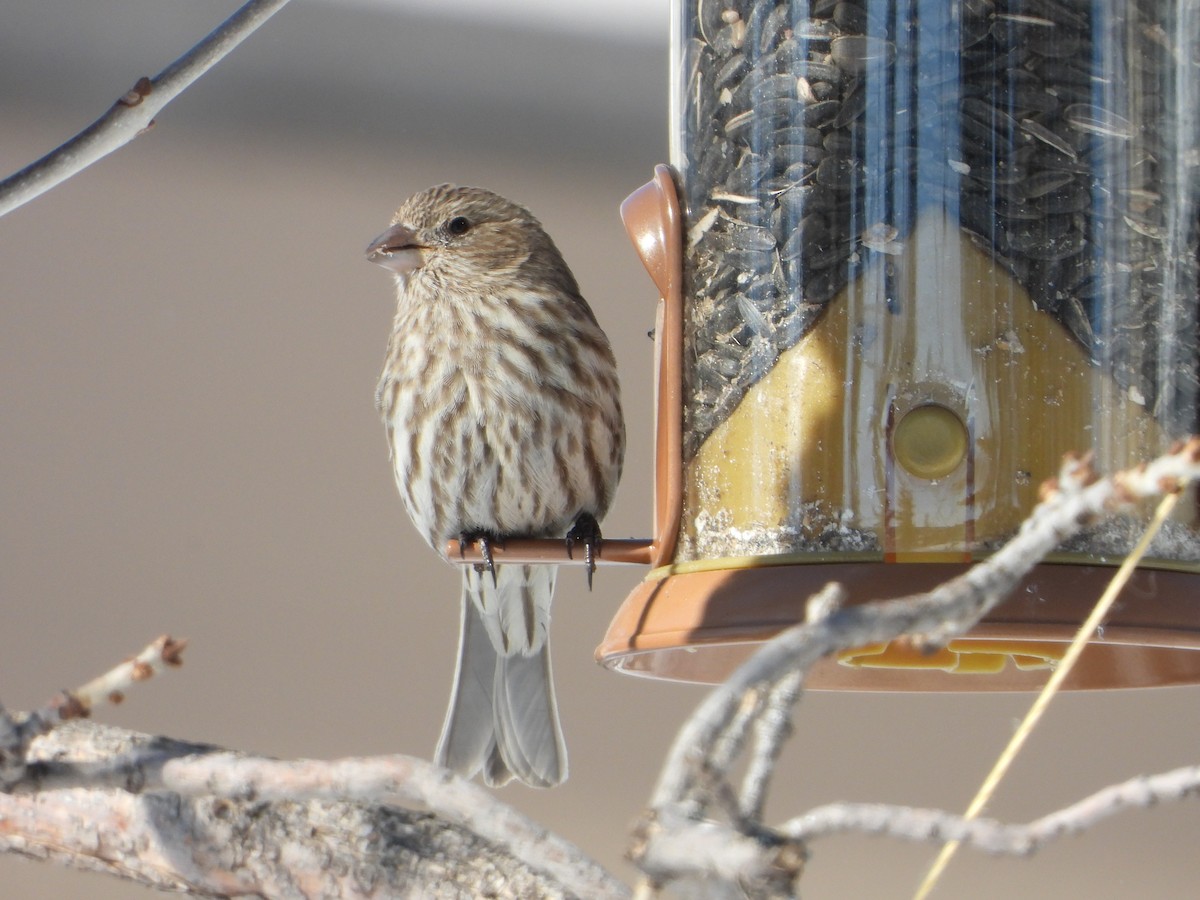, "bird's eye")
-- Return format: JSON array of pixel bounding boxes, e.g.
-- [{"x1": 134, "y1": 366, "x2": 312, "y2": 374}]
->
[{"x1": 446, "y1": 216, "x2": 472, "y2": 236}]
